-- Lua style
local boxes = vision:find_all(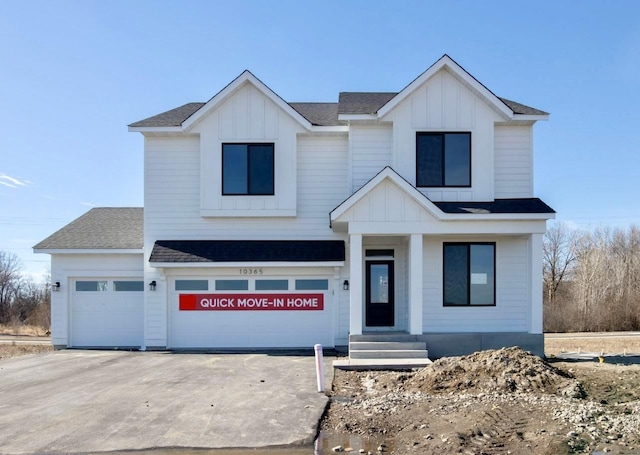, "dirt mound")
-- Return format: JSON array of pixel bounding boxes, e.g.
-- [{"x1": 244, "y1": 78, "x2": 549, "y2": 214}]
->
[{"x1": 404, "y1": 347, "x2": 583, "y2": 396}]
